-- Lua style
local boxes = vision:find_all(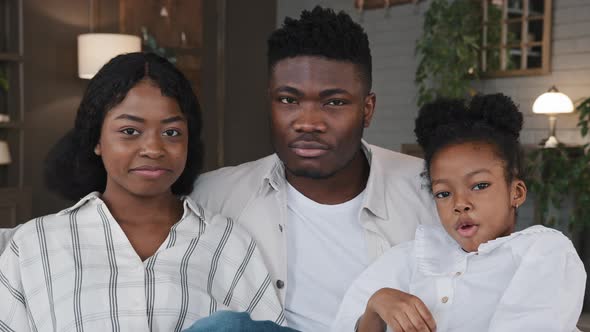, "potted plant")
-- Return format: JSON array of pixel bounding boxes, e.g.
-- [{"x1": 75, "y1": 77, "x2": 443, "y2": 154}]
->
[
  {"x1": 415, "y1": 0, "x2": 481, "y2": 106},
  {"x1": 526, "y1": 98, "x2": 590, "y2": 236}
]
